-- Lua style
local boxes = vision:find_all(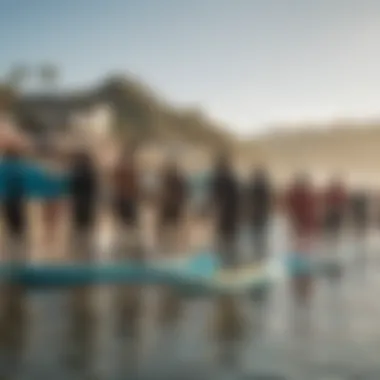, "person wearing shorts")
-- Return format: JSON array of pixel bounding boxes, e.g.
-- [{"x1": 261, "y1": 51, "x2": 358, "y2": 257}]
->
[
  {"x1": 245, "y1": 167, "x2": 272, "y2": 264},
  {"x1": 67, "y1": 150, "x2": 99, "y2": 342},
  {"x1": 210, "y1": 154, "x2": 241, "y2": 268}
]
